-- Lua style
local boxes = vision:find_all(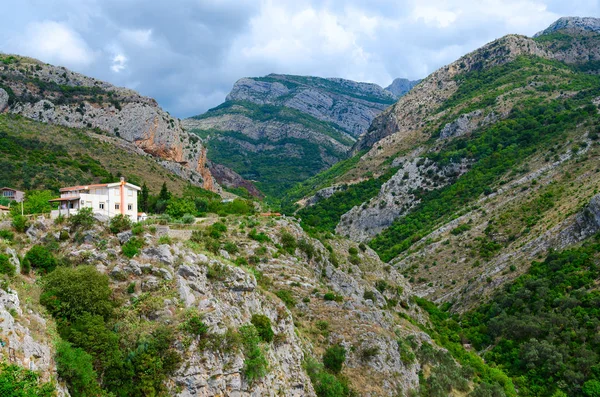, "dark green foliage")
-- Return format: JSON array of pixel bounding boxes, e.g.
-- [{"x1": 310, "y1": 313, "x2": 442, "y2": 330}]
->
[
  {"x1": 41, "y1": 266, "x2": 113, "y2": 321},
  {"x1": 305, "y1": 358, "x2": 352, "y2": 397},
  {"x1": 223, "y1": 242, "x2": 239, "y2": 254},
  {"x1": 56, "y1": 340, "x2": 104, "y2": 397},
  {"x1": 239, "y1": 324, "x2": 268, "y2": 383},
  {"x1": 451, "y1": 223, "x2": 471, "y2": 235},
  {"x1": 251, "y1": 314, "x2": 274, "y2": 343},
  {"x1": 139, "y1": 183, "x2": 149, "y2": 212},
  {"x1": 0, "y1": 254, "x2": 16, "y2": 276},
  {"x1": 208, "y1": 222, "x2": 227, "y2": 239},
  {"x1": 23, "y1": 245, "x2": 57, "y2": 274},
  {"x1": 280, "y1": 230, "x2": 297, "y2": 254},
  {"x1": 0, "y1": 230, "x2": 14, "y2": 241},
  {"x1": 297, "y1": 167, "x2": 398, "y2": 234},
  {"x1": 249, "y1": 228, "x2": 270, "y2": 242},
  {"x1": 323, "y1": 292, "x2": 343, "y2": 302},
  {"x1": 297, "y1": 238, "x2": 315, "y2": 259},
  {"x1": 11, "y1": 214, "x2": 28, "y2": 233},
  {"x1": 165, "y1": 198, "x2": 196, "y2": 219},
  {"x1": 323, "y1": 344, "x2": 346, "y2": 374},
  {"x1": 158, "y1": 182, "x2": 171, "y2": 202},
  {"x1": 69, "y1": 207, "x2": 95, "y2": 229},
  {"x1": 363, "y1": 291, "x2": 376, "y2": 301},
  {"x1": 121, "y1": 237, "x2": 144, "y2": 258},
  {"x1": 456, "y1": 238, "x2": 600, "y2": 396},
  {"x1": 206, "y1": 263, "x2": 230, "y2": 281},
  {"x1": 371, "y1": 62, "x2": 600, "y2": 261},
  {"x1": 276, "y1": 289, "x2": 296, "y2": 308},
  {"x1": 109, "y1": 214, "x2": 132, "y2": 234},
  {"x1": 181, "y1": 313, "x2": 208, "y2": 338},
  {"x1": 0, "y1": 363, "x2": 55, "y2": 397}
]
